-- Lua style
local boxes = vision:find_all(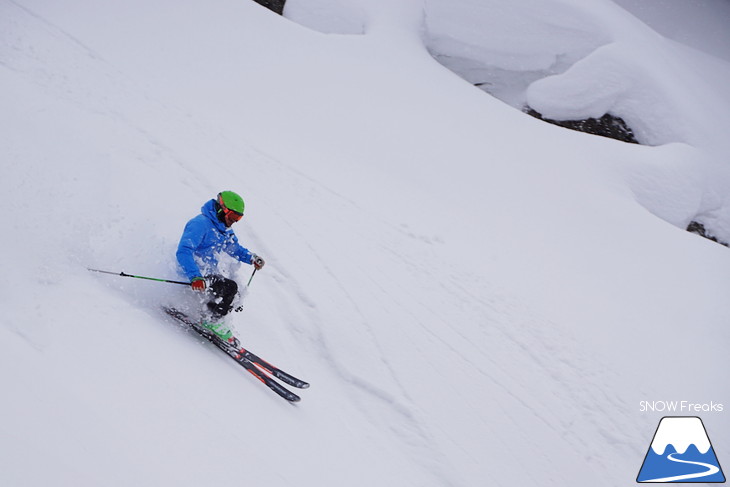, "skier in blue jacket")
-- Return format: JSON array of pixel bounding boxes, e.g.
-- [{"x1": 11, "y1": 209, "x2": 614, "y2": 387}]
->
[{"x1": 177, "y1": 191, "x2": 265, "y2": 341}]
